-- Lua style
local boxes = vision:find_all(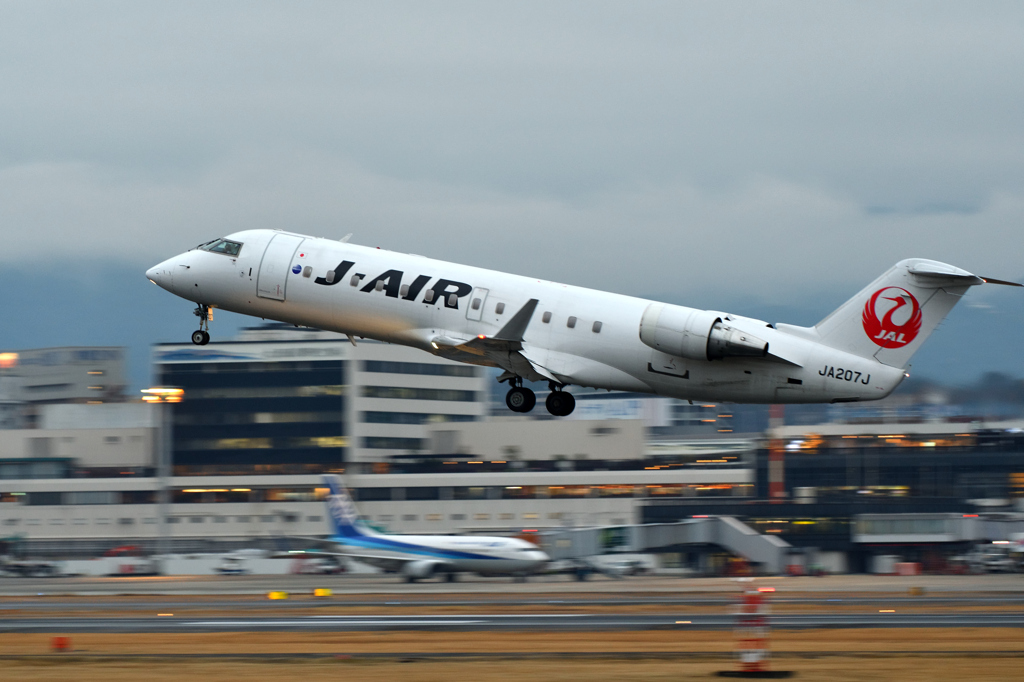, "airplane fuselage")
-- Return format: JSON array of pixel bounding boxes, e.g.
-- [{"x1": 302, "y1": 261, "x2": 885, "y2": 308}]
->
[
  {"x1": 148, "y1": 229, "x2": 907, "y2": 404},
  {"x1": 333, "y1": 532, "x2": 549, "y2": 576}
]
